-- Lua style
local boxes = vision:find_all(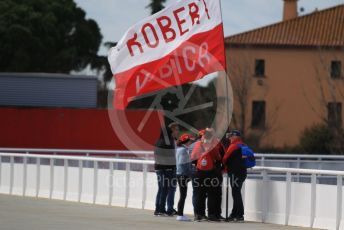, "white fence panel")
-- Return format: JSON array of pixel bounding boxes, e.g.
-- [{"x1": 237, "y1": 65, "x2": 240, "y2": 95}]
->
[{"x1": 0, "y1": 153, "x2": 343, "y2": 230}]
